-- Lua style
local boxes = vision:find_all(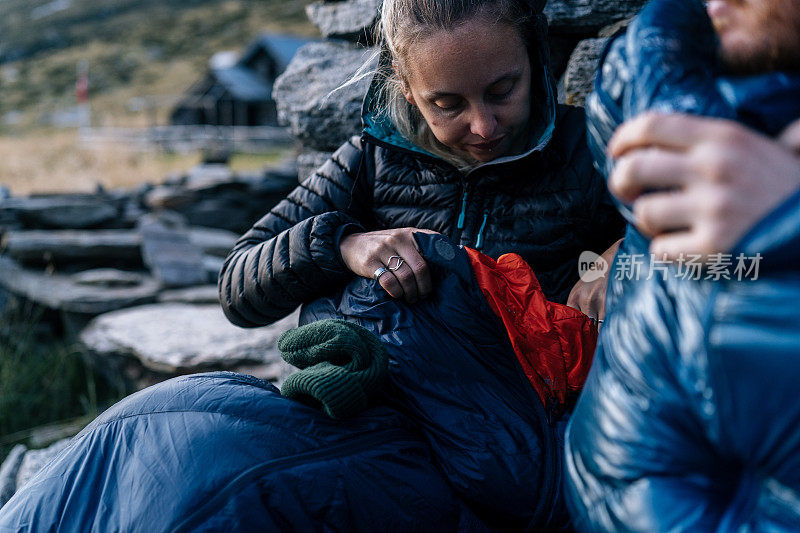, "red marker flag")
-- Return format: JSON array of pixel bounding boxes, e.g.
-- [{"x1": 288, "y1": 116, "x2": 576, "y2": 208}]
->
[{"x1": 75, "y1": 62, "x2": 89, "y2": 104}]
